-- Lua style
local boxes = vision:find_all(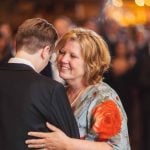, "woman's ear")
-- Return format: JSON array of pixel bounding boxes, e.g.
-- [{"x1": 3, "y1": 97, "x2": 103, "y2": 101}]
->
[{"x1": 41, "y1": 45, "x2": 51, "y2": 59}]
